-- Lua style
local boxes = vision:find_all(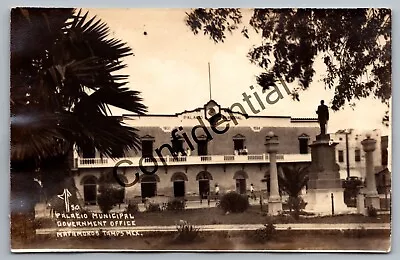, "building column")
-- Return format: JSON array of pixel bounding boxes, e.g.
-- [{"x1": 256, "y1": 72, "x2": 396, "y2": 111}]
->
[
  {"x1": 361, "y1": 134, "x2": 380, "y2": 209},
  {"x1": 265, "y1": 131, "x2": 282, "y2": 215}
]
